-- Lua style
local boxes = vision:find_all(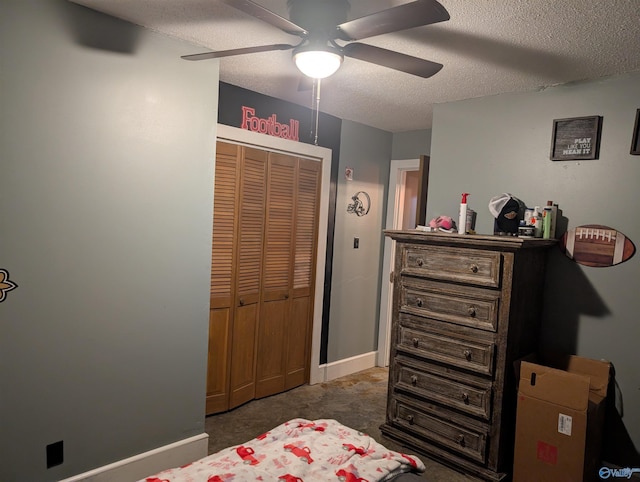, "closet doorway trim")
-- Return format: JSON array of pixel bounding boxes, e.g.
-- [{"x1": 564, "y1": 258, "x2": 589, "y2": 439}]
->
[{"x1": 216, "y1": 124, "x2": 331, "y2": 385}]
